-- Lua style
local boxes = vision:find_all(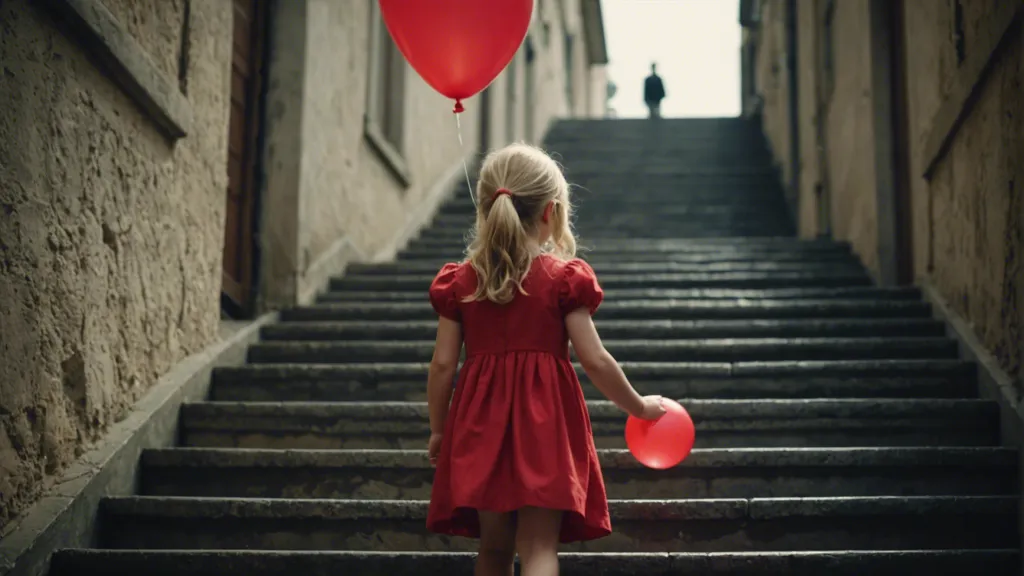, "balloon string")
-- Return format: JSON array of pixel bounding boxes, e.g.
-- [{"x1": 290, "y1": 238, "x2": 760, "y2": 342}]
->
[{"x1": 455, "y1": 111, "x2": 477, "y2": 209}]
